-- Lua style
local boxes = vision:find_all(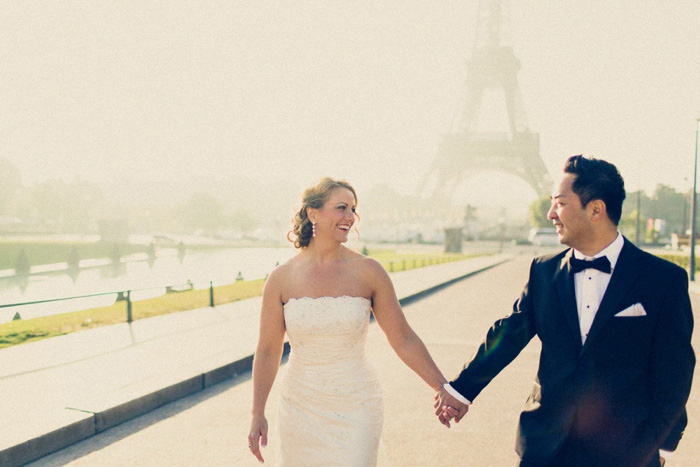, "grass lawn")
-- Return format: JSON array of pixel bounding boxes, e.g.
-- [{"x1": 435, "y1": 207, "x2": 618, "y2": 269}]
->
[{"x1": 0, "y1": 251, "x2": 476, "y2": 349}]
